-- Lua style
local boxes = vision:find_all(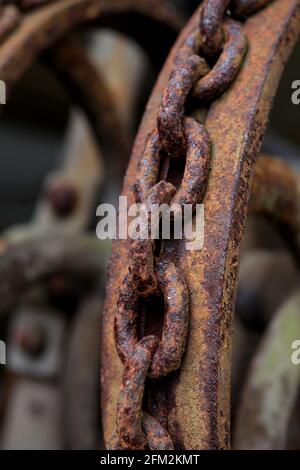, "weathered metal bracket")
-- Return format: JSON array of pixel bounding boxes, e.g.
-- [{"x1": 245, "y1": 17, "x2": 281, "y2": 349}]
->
[{"x1": 101, "y1": 1, "x2": 300, "y2": 449}]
